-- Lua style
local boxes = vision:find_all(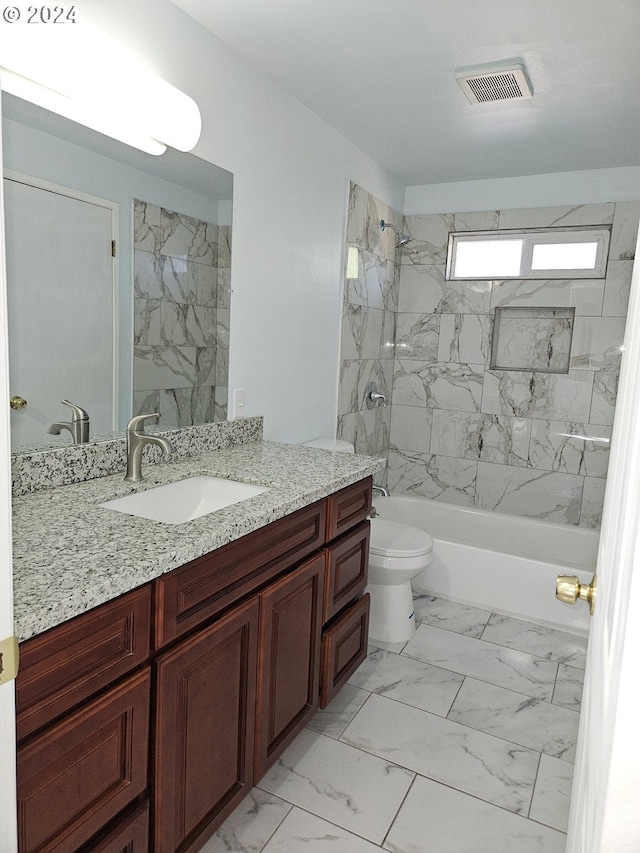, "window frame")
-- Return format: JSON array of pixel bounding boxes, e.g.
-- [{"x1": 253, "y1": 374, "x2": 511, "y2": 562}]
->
[{"x1": 446, "y1": 225, "x2": 611, "y2": 281}]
